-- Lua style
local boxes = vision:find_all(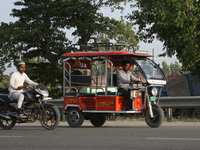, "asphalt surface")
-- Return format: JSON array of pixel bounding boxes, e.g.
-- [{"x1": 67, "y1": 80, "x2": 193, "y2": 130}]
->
[{"x1": 0, "y1": 120, "x2": 200, "y2": 150}]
